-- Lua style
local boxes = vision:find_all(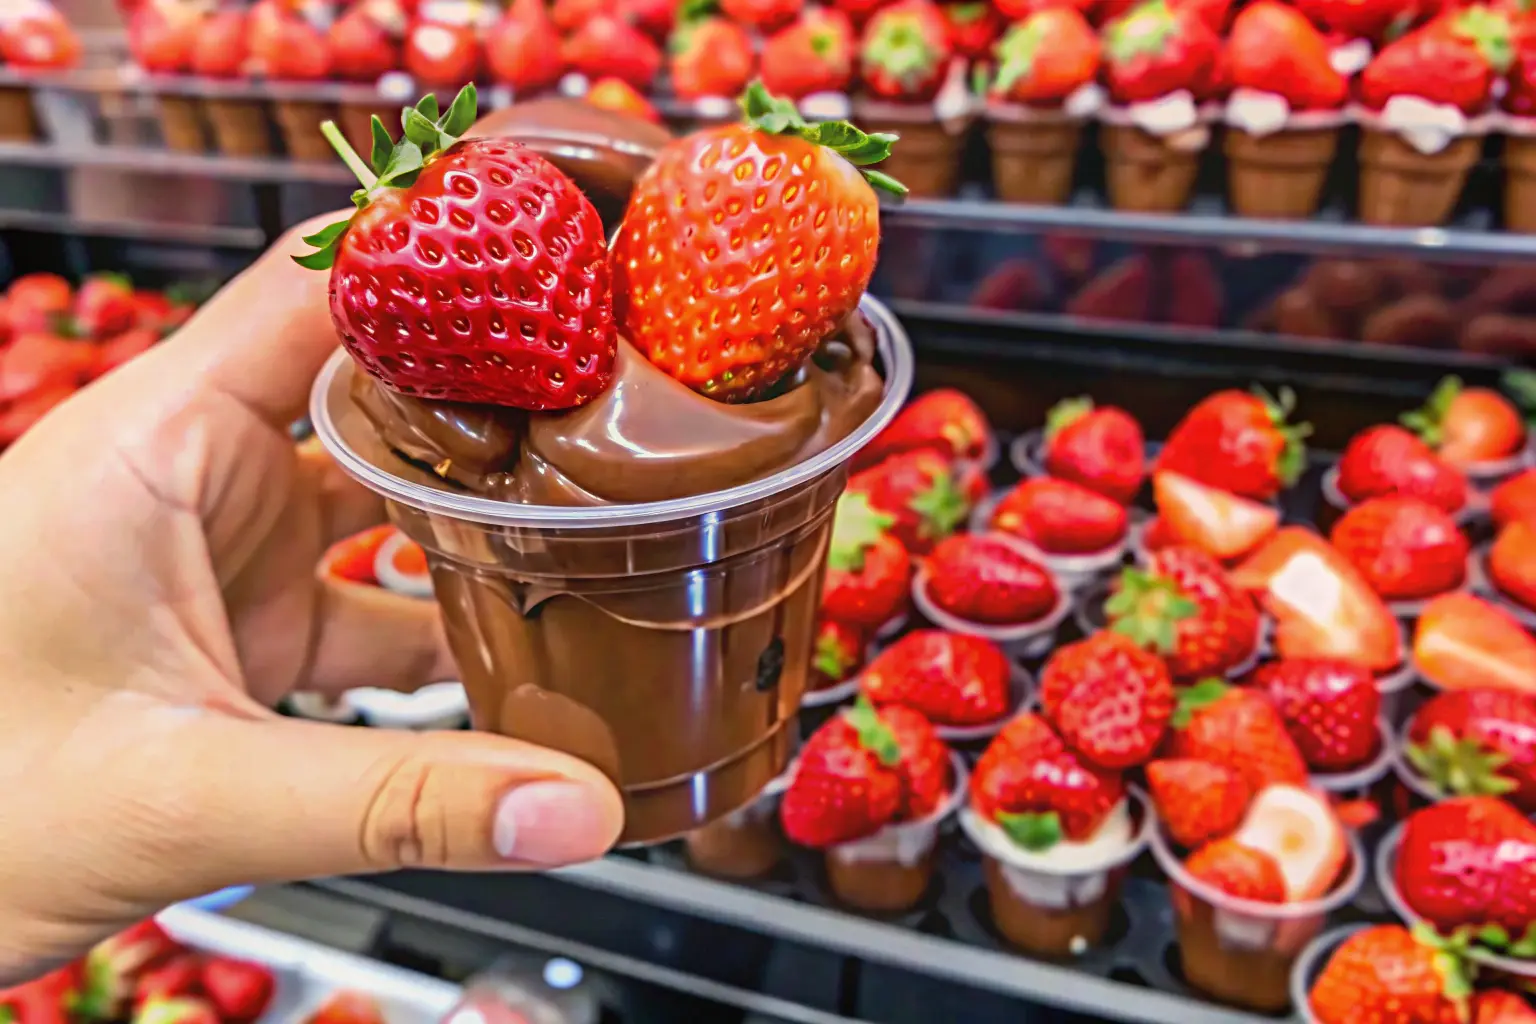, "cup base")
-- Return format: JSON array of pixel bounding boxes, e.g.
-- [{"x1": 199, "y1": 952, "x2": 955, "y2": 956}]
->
[
  {"x1": 684, "y1": 814, "x2": 783, "y2": 880},
  {"x1": 1173, "y1": 901, "x2": 1304, "y2": 1014},
  {"x1": 983, "y1": 858, "x2": 1117, "y2": 958},
  {"x1": 825, "y1": 851, "x2": 934, "y2": 913}
]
